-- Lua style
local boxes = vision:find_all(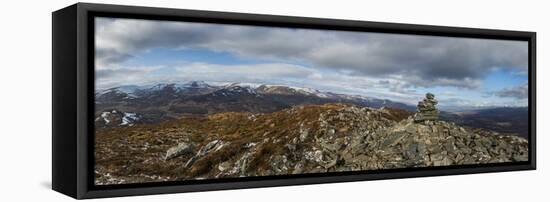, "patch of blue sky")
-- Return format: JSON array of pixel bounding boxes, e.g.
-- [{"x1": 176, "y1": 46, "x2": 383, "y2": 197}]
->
[
  {"x1": 121, "y1": 47, "x2": 269, "y2": 67},
  {"x1": 482, "y1": 67, "x2": 527, "y2": 91},
  {"x1": 120, "y1": 46, "x2": 324, "y2": 77}
]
